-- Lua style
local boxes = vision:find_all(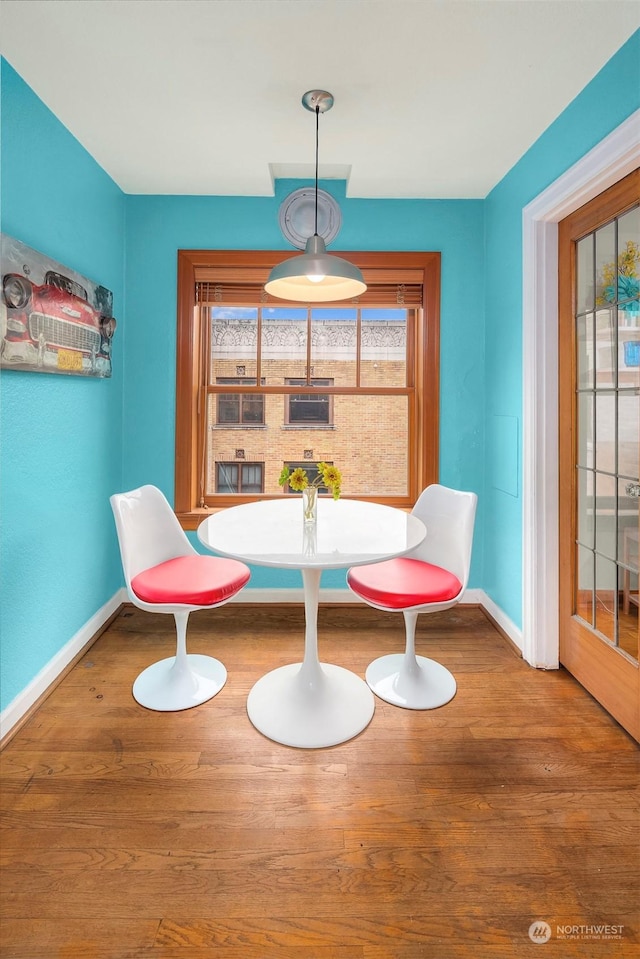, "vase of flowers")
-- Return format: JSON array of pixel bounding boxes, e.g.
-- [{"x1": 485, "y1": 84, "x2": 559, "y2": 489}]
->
[
  {"x1": 597, "y1": 239, "x2": 640, "y2": 321},
  {"x1": 278, "y1": 461, "x2": 342, "y2": 524}
]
